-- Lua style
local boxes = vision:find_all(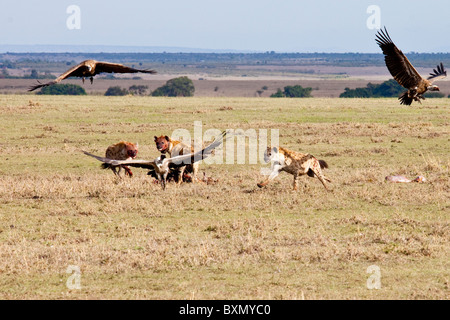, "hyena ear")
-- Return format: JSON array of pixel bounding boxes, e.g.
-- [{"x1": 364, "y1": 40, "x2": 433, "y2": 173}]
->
[
  {"x1": 165, "y1": 135, "x2": 170, "y2": 141},
  {"x1": 154, "y1": 136, "x2": 157, "y2": 141}
]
